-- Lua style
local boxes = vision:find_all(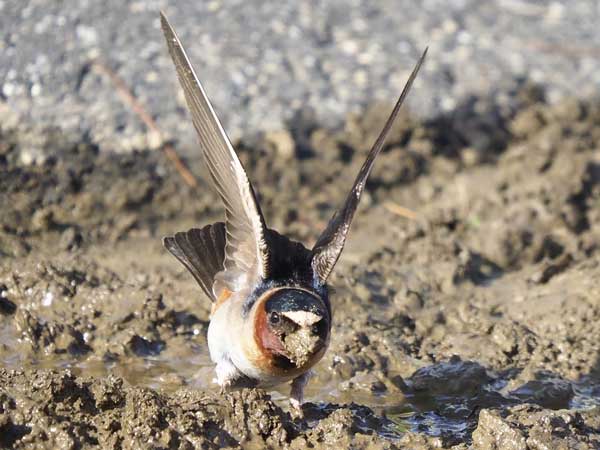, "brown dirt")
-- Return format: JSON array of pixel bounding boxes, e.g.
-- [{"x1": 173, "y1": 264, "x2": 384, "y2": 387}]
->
[{"x1": 1, "y1": 84, "x2": 600, "y2": 449}]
